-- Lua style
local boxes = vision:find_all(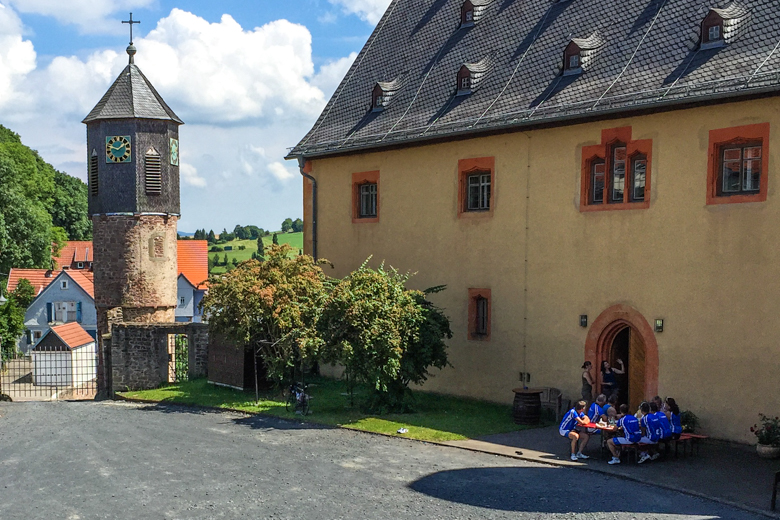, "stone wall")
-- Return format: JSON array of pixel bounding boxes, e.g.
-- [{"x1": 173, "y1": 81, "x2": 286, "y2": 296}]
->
[{"x1": 108, "y1": 322, "x2": 208, "y2": 393}]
